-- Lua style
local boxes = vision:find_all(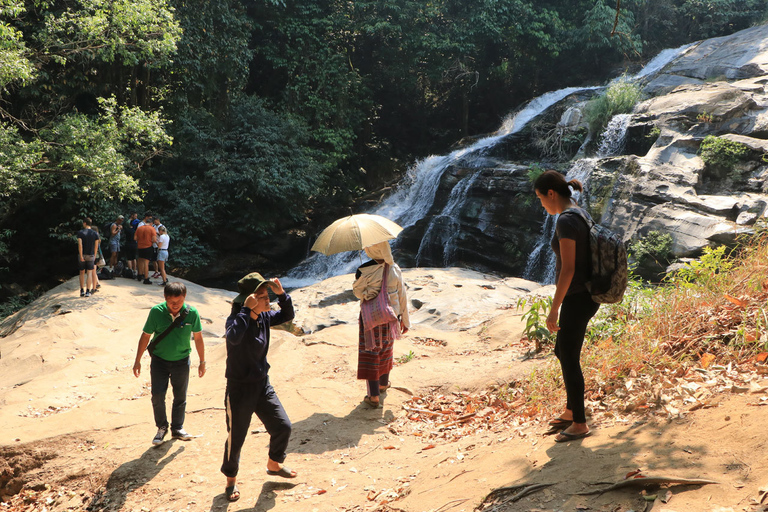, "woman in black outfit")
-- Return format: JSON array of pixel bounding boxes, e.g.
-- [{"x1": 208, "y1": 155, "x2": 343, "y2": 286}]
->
[{"x1": 534, "y1": 170, "x2": 600, "y2": 442}]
